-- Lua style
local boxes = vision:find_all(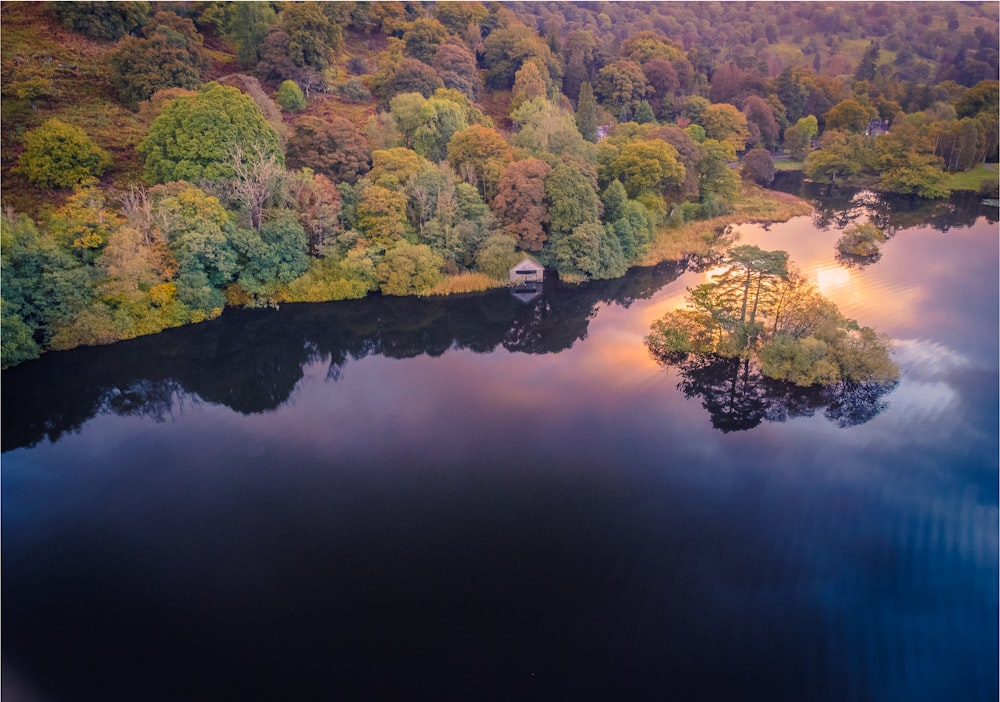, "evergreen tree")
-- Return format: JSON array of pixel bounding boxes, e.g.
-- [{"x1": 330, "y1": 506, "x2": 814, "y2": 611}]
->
[
  {"x1": 634, "y1": 100, "x2": 656, "y2": 124},
  {"x1": 576, "y1": 81, "x2": 599, "y2": 143}
]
